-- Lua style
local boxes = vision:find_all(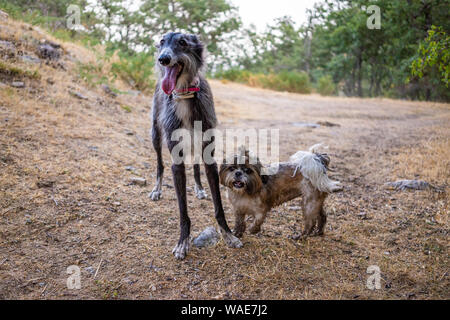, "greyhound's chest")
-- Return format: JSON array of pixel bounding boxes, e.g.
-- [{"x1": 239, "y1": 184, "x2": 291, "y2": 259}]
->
[{"x1": 173, "y1": 100, "x2": 192, "y2": 129}]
